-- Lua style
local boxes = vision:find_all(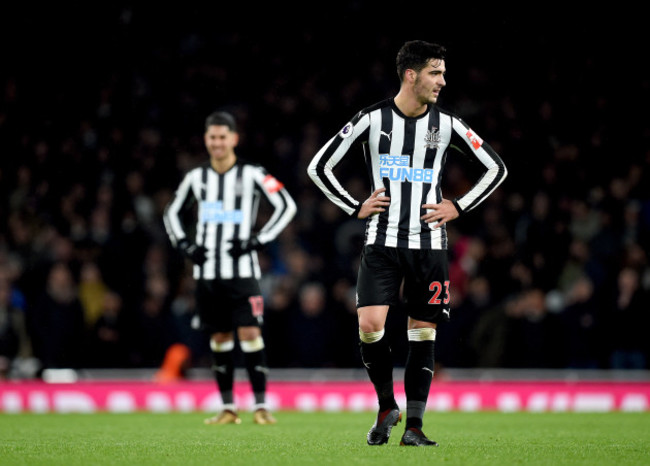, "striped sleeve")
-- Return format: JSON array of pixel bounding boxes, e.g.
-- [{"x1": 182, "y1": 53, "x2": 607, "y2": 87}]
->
[
  {"x1": 307, "y1": 112, "x2": 370, "y2": 216},
  {"x1": 163, "y1": 170, "x2": 198, "y2": 247},
  {"x1": 253, "y1": 167, "x2": 297, "y2": 244},
  {"x1": 449, "y1": 116, "x2": 508, "y2": 213}
]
